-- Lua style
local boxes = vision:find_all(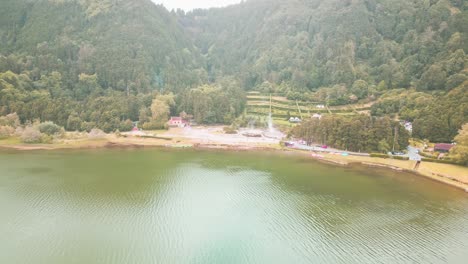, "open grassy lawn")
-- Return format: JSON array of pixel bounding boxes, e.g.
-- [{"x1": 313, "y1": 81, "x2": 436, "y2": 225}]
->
[{"x1": 0, "y1": 137, "x2": 21, "y2": 145}]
